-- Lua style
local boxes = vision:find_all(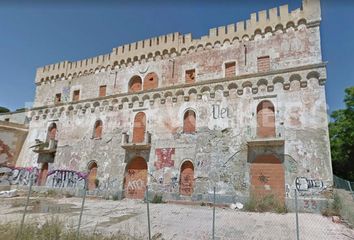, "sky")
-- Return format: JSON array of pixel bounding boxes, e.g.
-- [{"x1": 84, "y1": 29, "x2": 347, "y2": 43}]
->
[{"x1": 0, "y1": 0, "x2": 353, "y2": 113}]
